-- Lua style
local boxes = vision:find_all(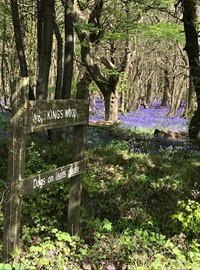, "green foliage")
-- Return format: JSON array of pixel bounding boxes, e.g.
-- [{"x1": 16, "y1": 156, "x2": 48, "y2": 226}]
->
[
  {"x1": 22, "y1": 138, "x2": 72, "y2": 233},
  {"x1": 0, "y1": 1, "x2": 12, "y2": 37},
  {"x1": 25, "y1": 140, "x2": 56, "y2": 176},
  {"x1": 0, "y1": 264, "x2": 12, "y2": 270},
  {"x1": 0, "y1": 114, "x2": 10, "y2": 135},
  {"x1": 25, "y1": 138, "x2": 72, "y2": 176},
  {"x1": 138, "y1": 22, "x2": 185, "y2": 43},
  {"x1": 6, "y1": 227, "x2": 200, "y2": 269},
  {"x1": 172, "y1": 200, "x2": 200, "y2": 237},
  {"x1": 0, "y1": 126, "x2": 200, "y2": 268}
]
